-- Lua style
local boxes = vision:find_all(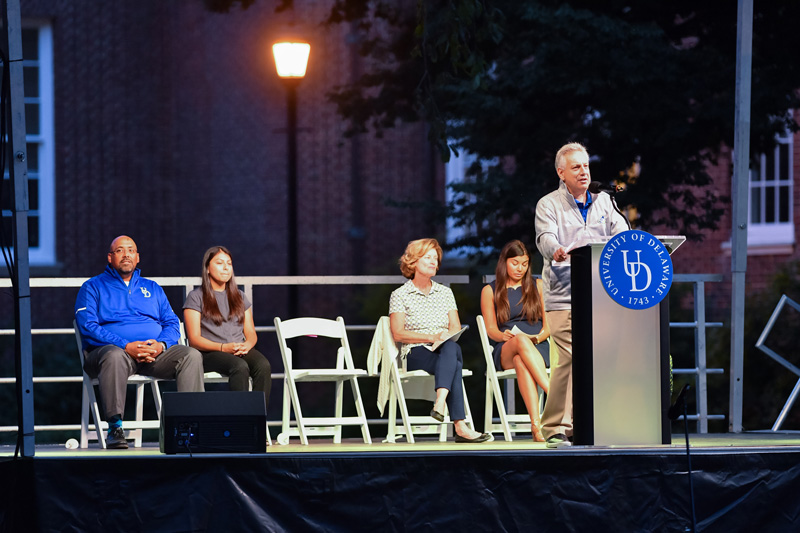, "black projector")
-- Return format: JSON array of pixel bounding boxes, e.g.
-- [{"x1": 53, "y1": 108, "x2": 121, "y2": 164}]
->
[{"x1": 159, "y1": 391, "x2": 267, "y2": 454}]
